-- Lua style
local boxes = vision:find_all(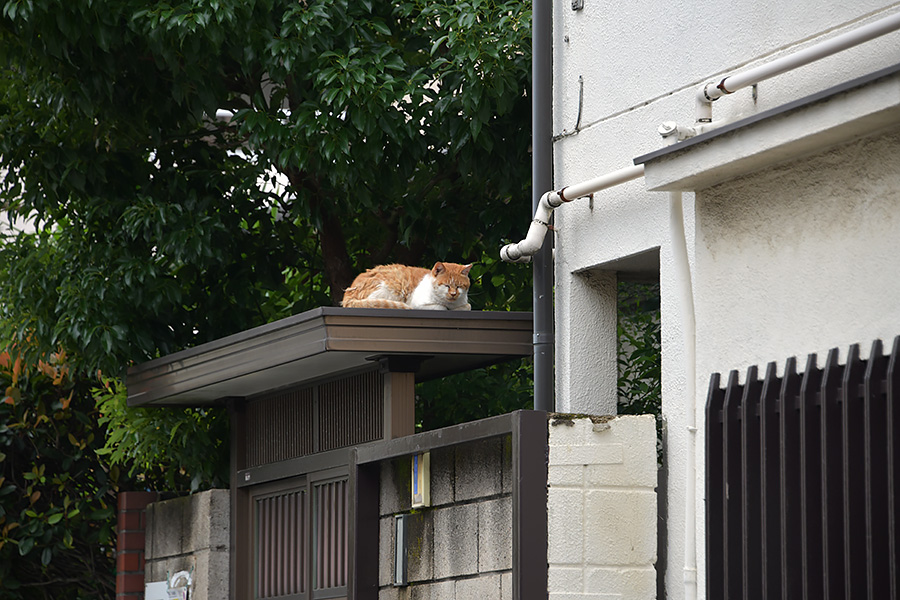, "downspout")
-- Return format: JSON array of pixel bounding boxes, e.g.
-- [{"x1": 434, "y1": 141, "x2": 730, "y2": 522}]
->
[
  {"x1": 532, "y1": 0, "x2": 554, "y2": 412},
  {"x1": 671, "y1": 191, "x2": 698, "y2": 600},
  {"x1": 658, "y1": 122, "x2": 699, "y2": 600}
]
